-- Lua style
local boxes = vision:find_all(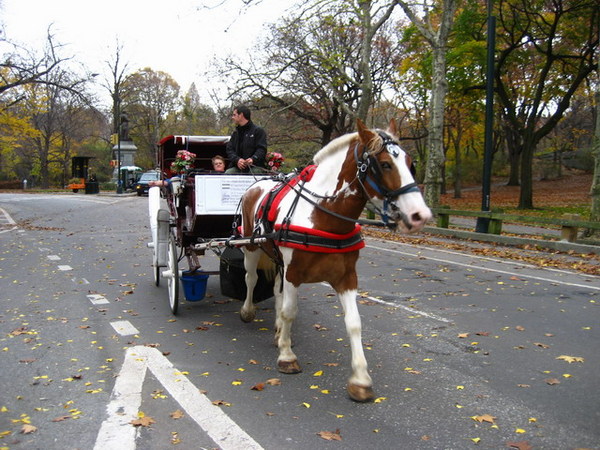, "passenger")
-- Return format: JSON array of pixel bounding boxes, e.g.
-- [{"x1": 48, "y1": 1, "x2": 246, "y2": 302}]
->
[{"x1": 212, "y1": 155, "x2": 226, "y2": 172}]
